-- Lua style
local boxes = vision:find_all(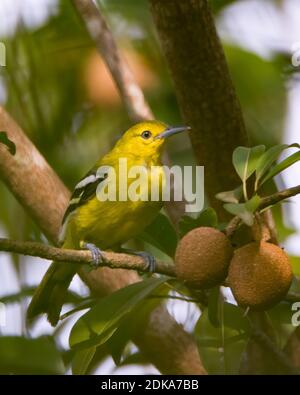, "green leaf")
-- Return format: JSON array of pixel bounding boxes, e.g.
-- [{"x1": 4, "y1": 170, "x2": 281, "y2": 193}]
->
[
  {"x1": 216, "y1": 186, "x2": 243, "y2": 204},
  {"x1": 211, "y1": 0, "x2": 237, "y2": 14},
  {"x1": 0, "y1": 336, "x2": 65, "y2": 374},
  {"x1": 195, "y1": 303, "x2": 250, "y2": 374},
  {"x1": 140, "y1": 213, "x2": 178, "y2": 257},
  {"x1": 60, "y1": 299, "x2": 96, "y2": 321},
  {"x1": 0, "y1": 287, "x2": 85, "y2": 306},
  {"x1": 72, "y1": 347, "x2": 96, "y2": 375},
  {"x1": 224, "y1": 195, "x2": 261, "y2": 226},
  {"x1": 119, "y1": 352, "x2": 148, "y2": 367},
  {"x1": 245, "y1": 194, "x2": 261, "y2": 212},
  {"x1": 106, "y1": 319, "x2": 136, "y2": 366},
  {"x1": 255, "y1": 144, "x2": 300, "y2": 188},
  {"x1": 107, "y1": 283, "x2": 170, "y2": 365},
  {"x1": 224, "y1": 203, "x2": 253, "y2": 226},
  {"x1": 69, "y1": 277, "x2": 169, "y2": 350},
  {"x1": 224, "y1": 45, "x2": 286, "y2": 147},
  {"x1": 208, "y1": 287, "x2": 220, "y2": 327},
  {"x1": 221, "y1": 303, "x2": 251, "y2": 333},
  {"x1": 260, "y1": 150, "x2": 300, "y2": 186},
  {"x1": 0, "y1": 287, "x2": 36, "y2": 304},
  {"x1": 179, "y1": 208, "x2": 218, "y2": 237},
  {"x1": 232, "y1": 145, "x2": 265, "y2": 182},
  {"x1": 267, "y1": 302, "x2": 299, "y2": 348},
  {"x1": 290, "y1": 256, "x2": 300, "y2": 276},
  {"x1": 0, "y1": 131, "x2": 16, "y2": 155}
]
